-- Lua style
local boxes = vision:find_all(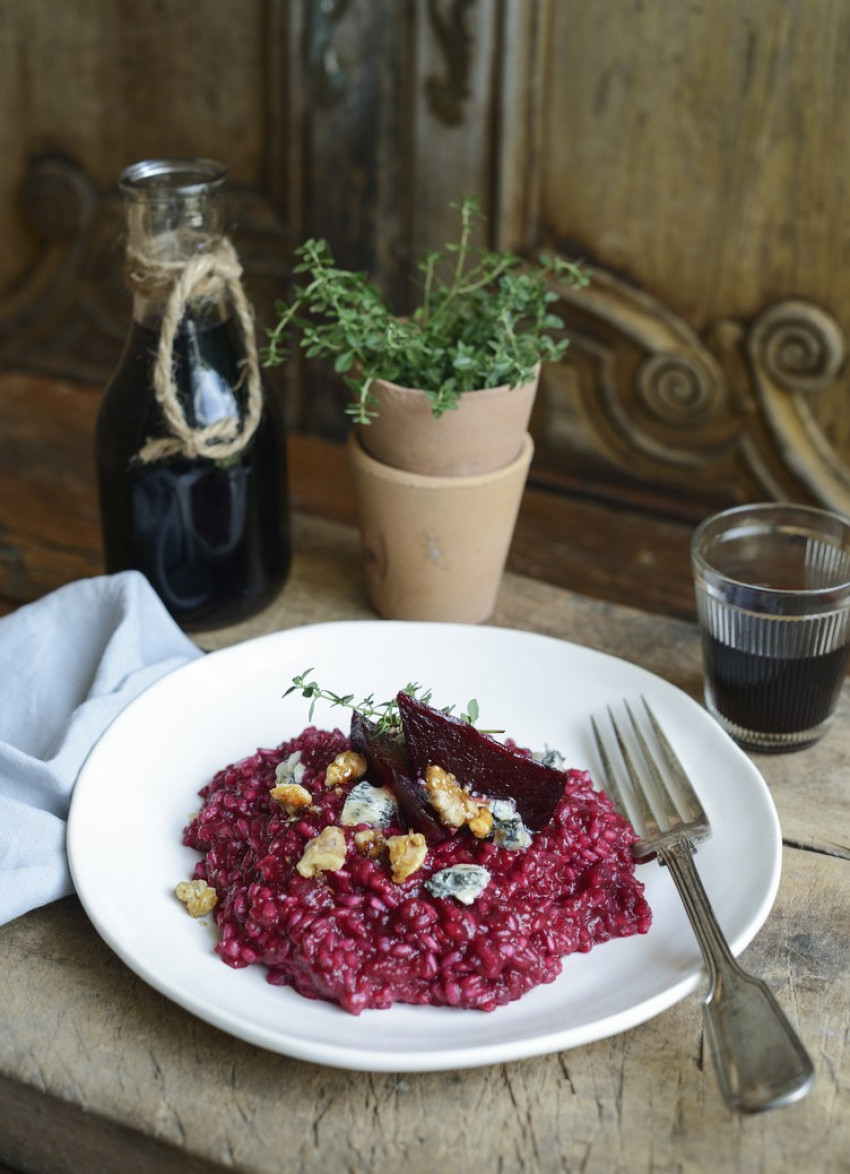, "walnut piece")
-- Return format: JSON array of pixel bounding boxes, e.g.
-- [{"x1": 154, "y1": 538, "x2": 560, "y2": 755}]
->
[
  {"x1": 468, "y1": 808, "x2": 495, "y2": 839},
  {"x1": 325, "y1": 750, "x2": 368, "y2": 788},
  {"x1": 296, "y1": 825, "x2": 347, "y2": 877},
  {"x1": 354, "y1": 828, "x2": 386, "y2": 859},
  {"x1": 386, "y1": 831, "x2": 428, "y2": 883},
  {"x1": 175, "y1": 879, "x2": 218, "y2": 917},
  {"x1": 270, "y1": 780, "x2": 312, "y2": 815},
  {"x1": 425, "y1": 764, "x2": 492, "y2": 837}
]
